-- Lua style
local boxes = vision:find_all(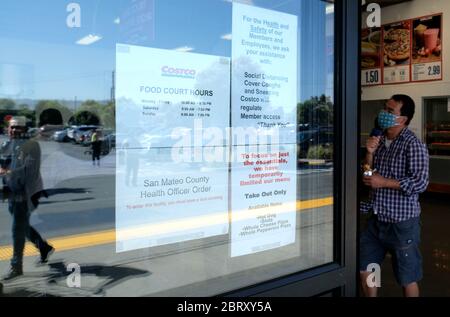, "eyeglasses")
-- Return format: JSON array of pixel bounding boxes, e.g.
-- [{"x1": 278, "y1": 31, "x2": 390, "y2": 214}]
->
[{"x1": 383, "y1": 103, "x2": 399, "y2": 115}]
